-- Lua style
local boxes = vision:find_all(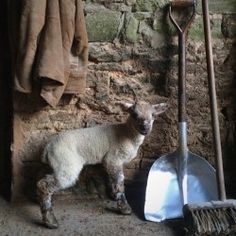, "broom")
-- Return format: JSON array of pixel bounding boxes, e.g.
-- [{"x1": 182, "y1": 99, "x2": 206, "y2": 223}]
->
[{"x1": 183, "y1": 0, "x2": 236, "y2": 235}]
